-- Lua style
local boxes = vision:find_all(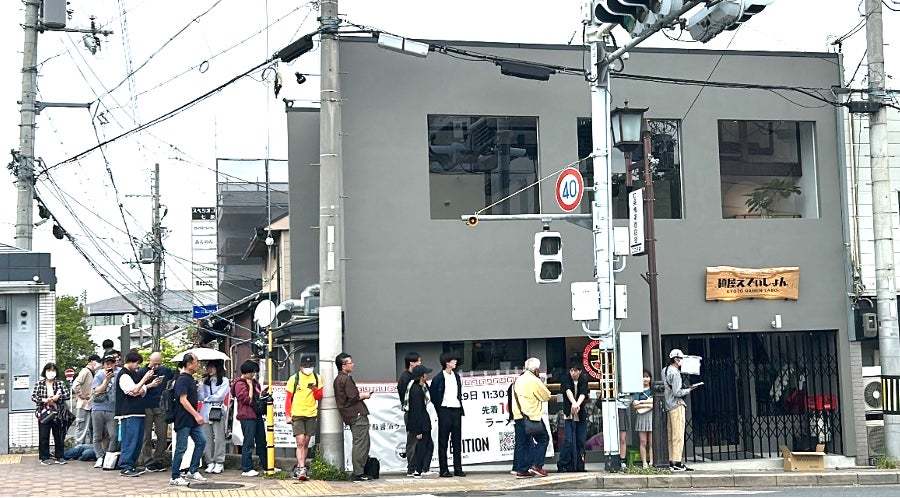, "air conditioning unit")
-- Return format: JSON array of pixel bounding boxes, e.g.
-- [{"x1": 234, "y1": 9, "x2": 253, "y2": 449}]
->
[{"x1": 863, "y1": 366, "x2": 883, "y2": 415}]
